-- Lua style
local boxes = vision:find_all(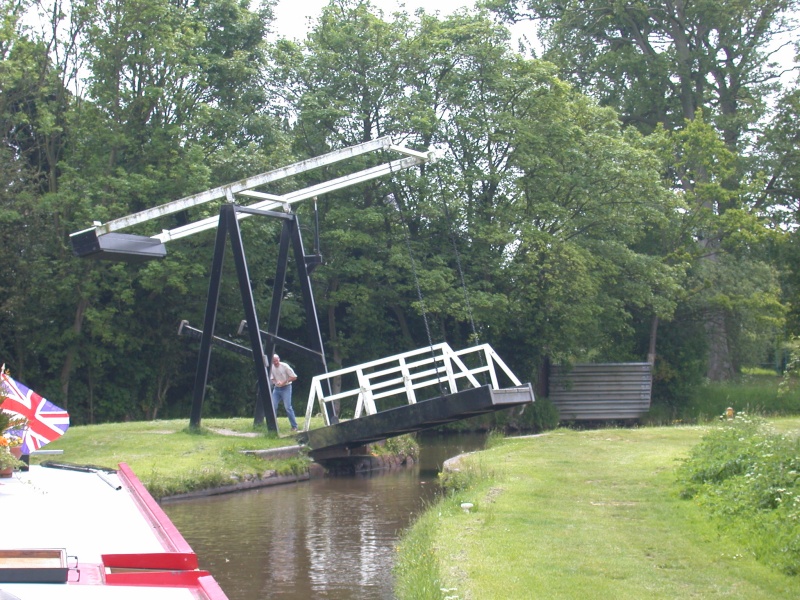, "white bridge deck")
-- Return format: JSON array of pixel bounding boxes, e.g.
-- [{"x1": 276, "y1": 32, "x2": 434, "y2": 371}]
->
[{"x1": 300, "y1": 343, "x2": 535, "y2": 453}]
